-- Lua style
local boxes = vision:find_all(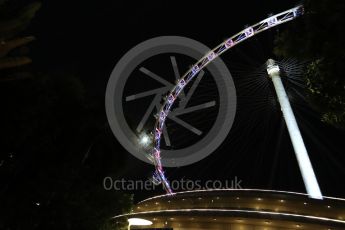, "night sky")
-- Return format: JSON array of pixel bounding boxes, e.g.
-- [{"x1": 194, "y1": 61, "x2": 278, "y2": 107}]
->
[{"x1": 3, "y1": 0, "x2": 345, "y2": 207}]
